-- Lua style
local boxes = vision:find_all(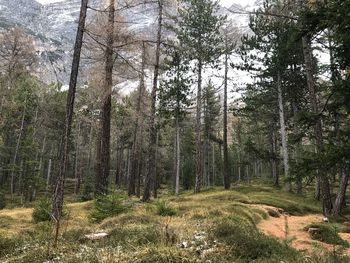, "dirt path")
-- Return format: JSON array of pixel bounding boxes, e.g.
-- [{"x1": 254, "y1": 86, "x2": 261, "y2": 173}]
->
[{"x1": 255, "y1": 205, "x2": 350, "y2": 256}]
